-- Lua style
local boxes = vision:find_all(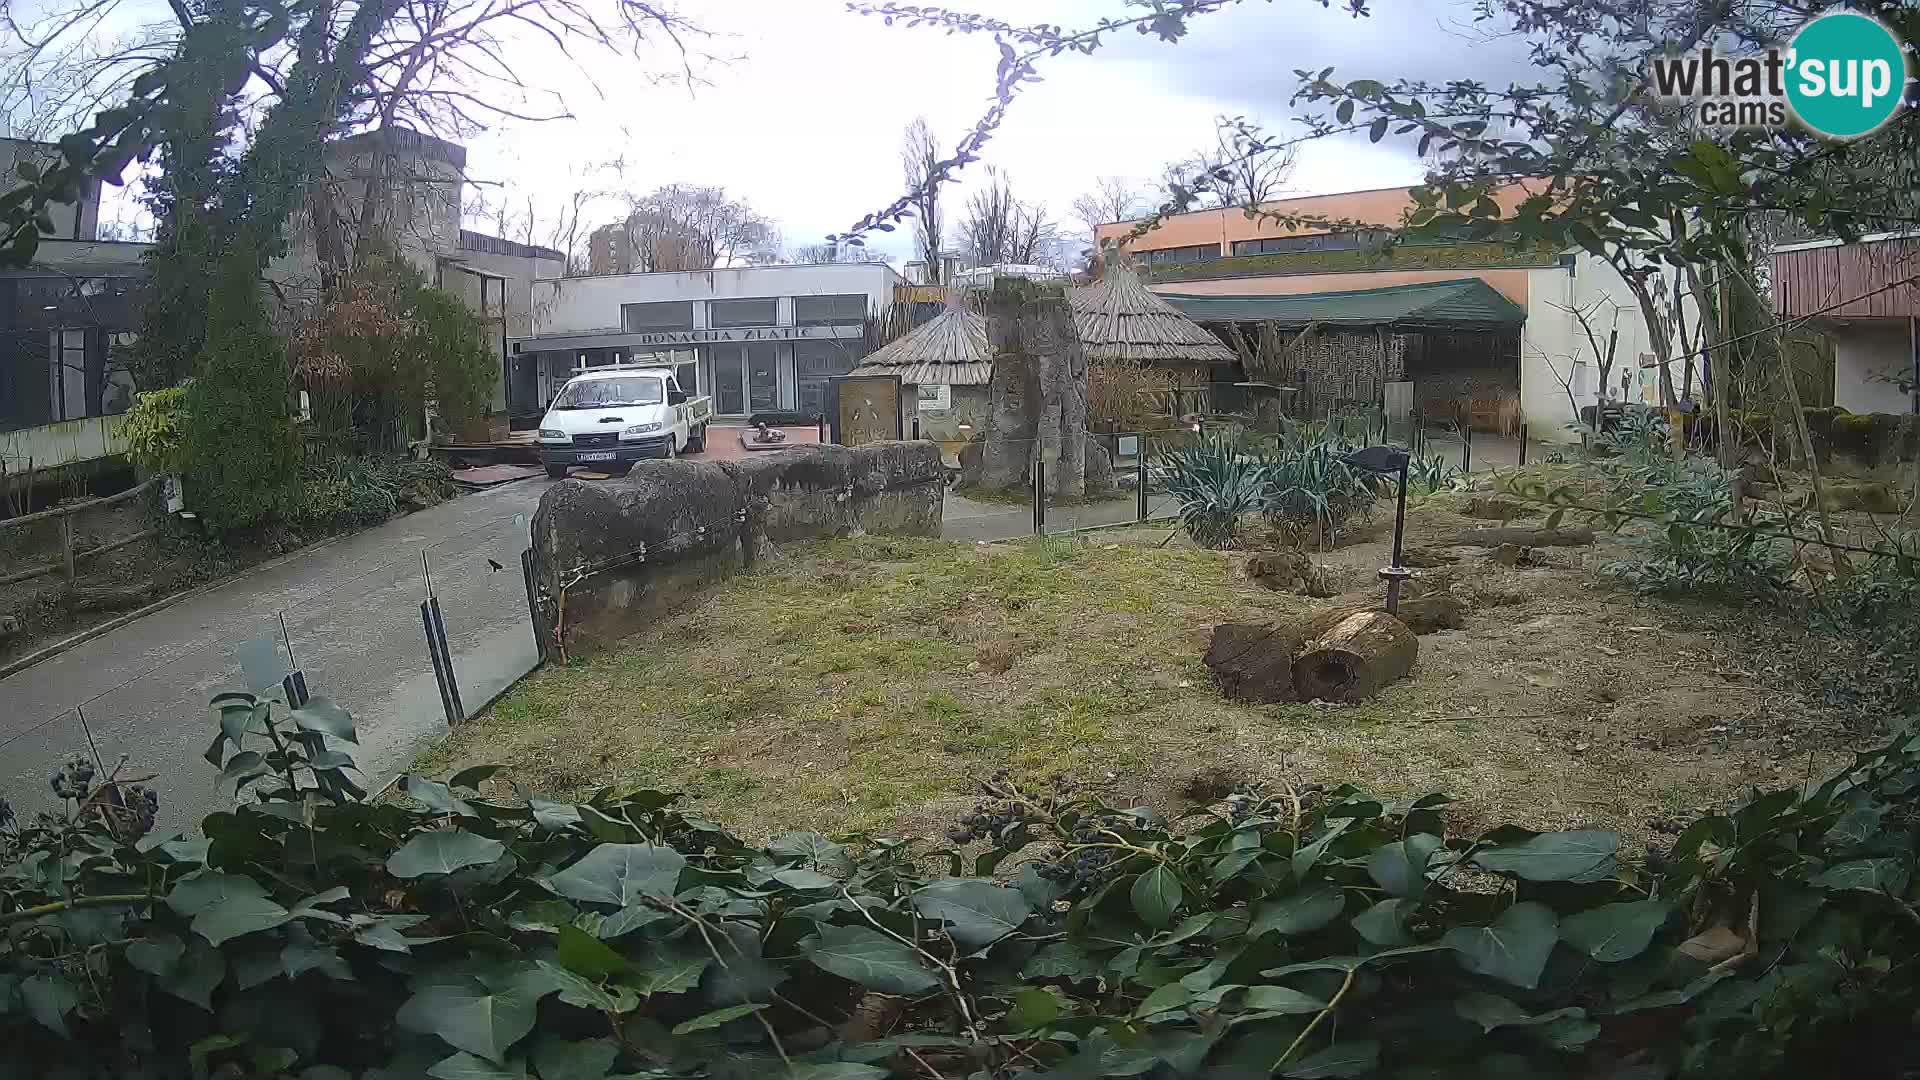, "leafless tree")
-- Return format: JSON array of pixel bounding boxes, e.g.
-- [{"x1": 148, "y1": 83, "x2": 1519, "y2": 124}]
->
[
  {"x1": 597, "y1": 184, "x2": 778, "y2": 272},
  {"x1": 958, "y1": 166, "x2": 1061, "y2": 269},
  {"x1": 901, "y1": 116, "x2": 943, "y2": 280},
  {"x1": 1163, "y1": 116, "x2": 1298, "y2": 210}
]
